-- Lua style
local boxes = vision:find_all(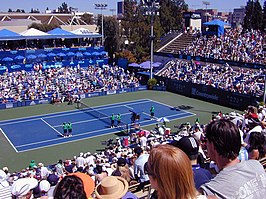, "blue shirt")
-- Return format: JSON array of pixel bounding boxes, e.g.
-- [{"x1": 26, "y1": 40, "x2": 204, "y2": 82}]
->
[{"x1": 134, "y1": 153, "x2": 149, "y2": 182}]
